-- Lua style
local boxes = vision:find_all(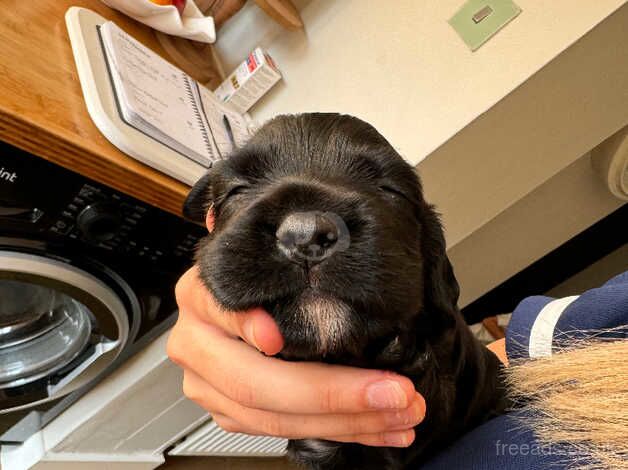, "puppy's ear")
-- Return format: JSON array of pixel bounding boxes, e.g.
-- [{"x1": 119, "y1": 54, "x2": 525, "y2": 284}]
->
[
  {"x1": 183, "y1": 172, "x2": 212, "y2": 224},
  {"x1": 420, "y1": 204, "x2": 460, "y2": 323}
]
